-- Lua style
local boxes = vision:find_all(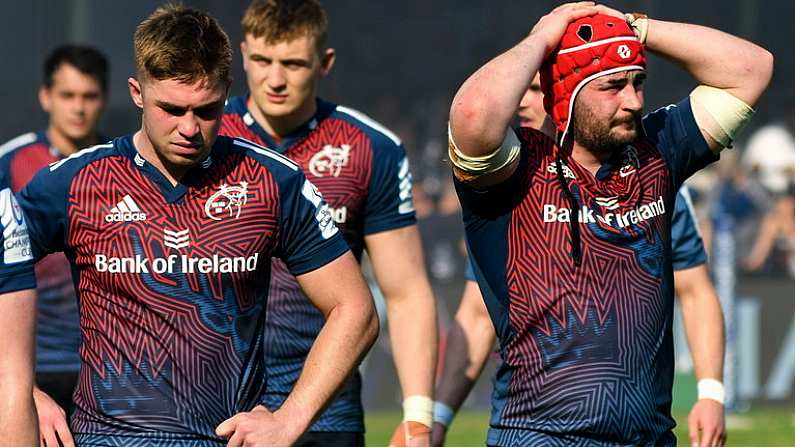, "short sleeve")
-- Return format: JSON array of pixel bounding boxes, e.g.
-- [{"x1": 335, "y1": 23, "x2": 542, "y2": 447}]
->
[
  {"x1": 277, "y1": 170, "x2": 350, "y2": 275},
  {"x1": 0, "y1": 165, "x2": 67, "y2": 293},
  {"x1": 454, "y1": 128, "x2": 528, "y2": 222},
  {"x1": 670, "y1": 186, "x2": 707, "y2": 270},
  {"x1": 464, "y1": 257, "x2": 476, "y2": 281},
  {"x1": 642, "y1": 98, "x2": 719, "y2": 189},
  {"x1": 363, "y1": 141, "x2": 417, "y2": 235}
]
